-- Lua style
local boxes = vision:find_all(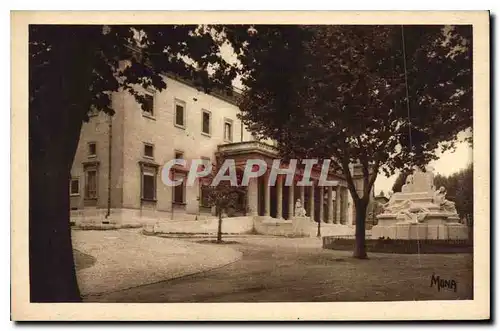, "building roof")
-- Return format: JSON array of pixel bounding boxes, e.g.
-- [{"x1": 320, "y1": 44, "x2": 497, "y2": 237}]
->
[
  {"x1": 164, "y1": 72, "x2": 243, "y2": 106},
  {"x1": 125, "y1": 44, "x2": 243, "y2": 106}
]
